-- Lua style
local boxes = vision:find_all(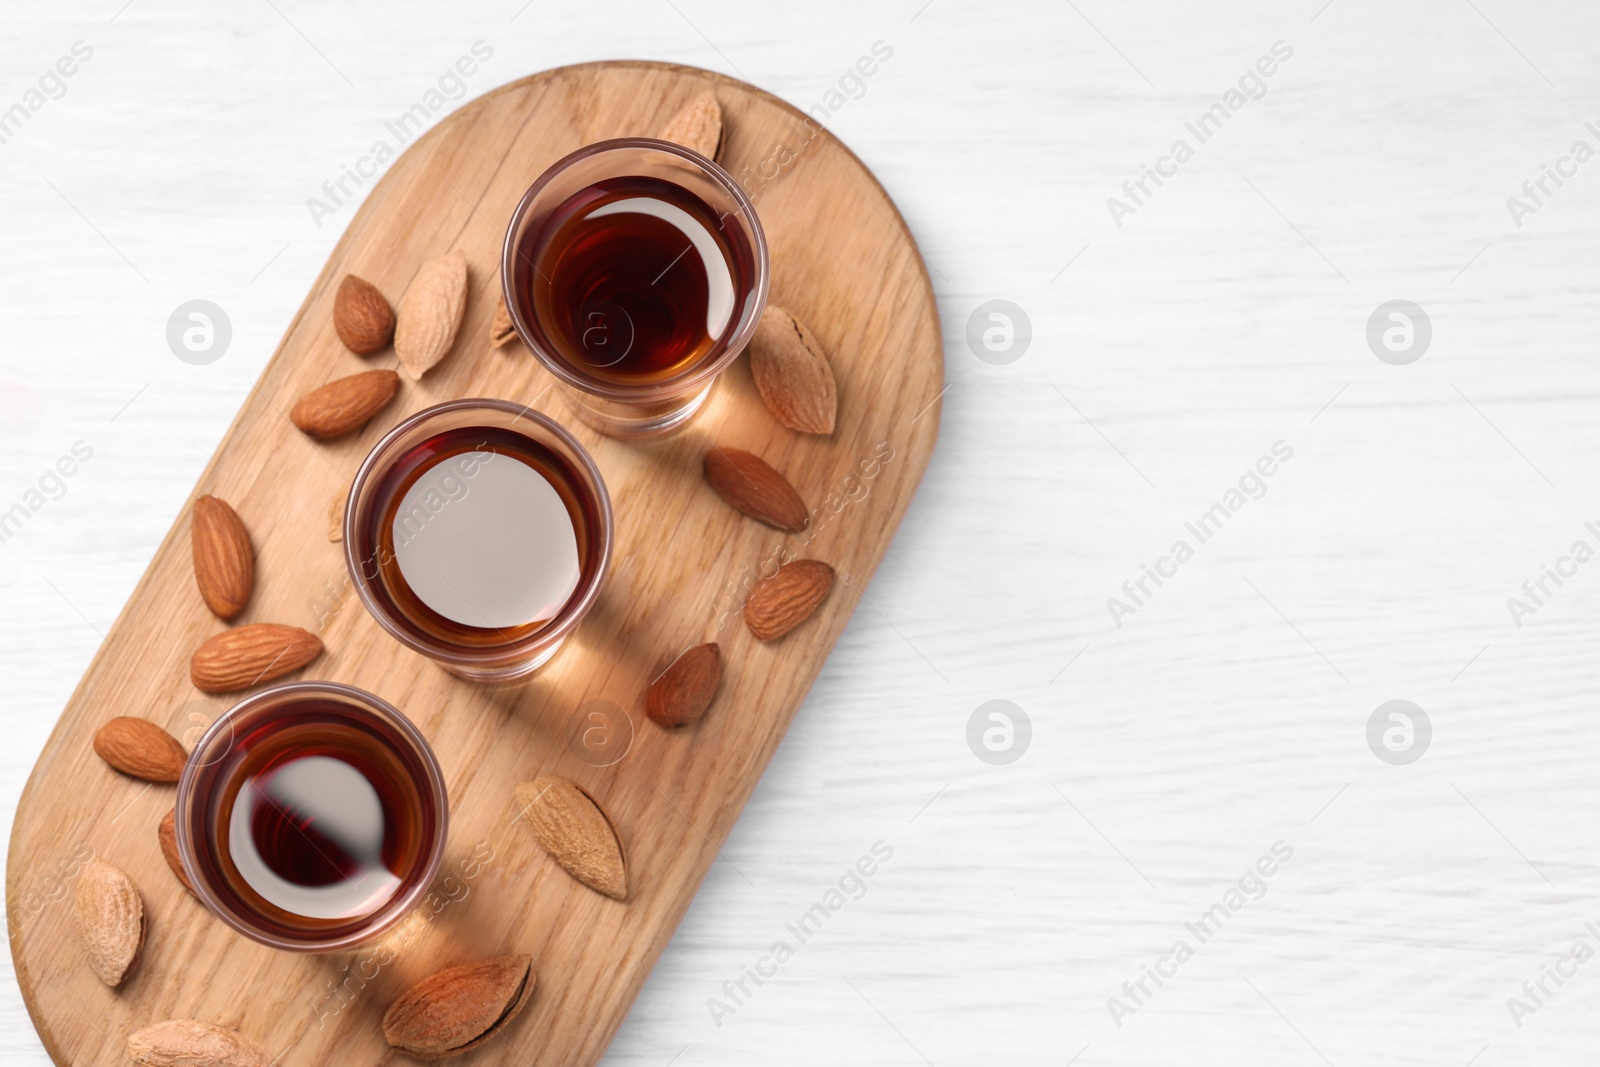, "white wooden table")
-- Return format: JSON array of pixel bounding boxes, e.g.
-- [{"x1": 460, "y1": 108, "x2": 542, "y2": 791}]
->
[{"x1": 3, "y1": 1, "x2": 1598, "y2": 1063}]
